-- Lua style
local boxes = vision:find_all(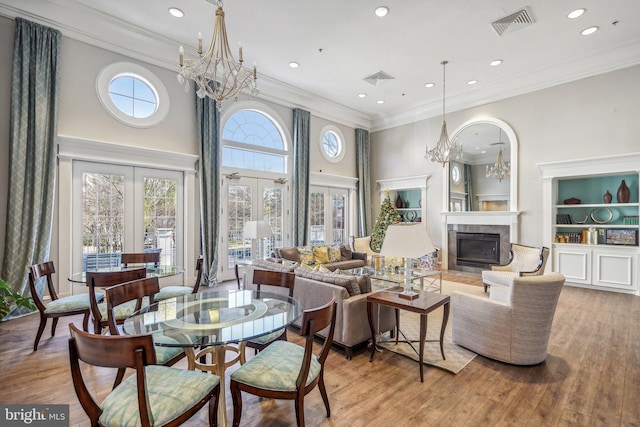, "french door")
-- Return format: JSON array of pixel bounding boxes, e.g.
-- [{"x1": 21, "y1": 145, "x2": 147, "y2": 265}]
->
[
  {"x1": 220, "y1": 176, "x2": 287, "y2": 281},
  {"x1": 72, "y1": 161, "x2": 183, "y2": 272},
  {"x1": 309, "y1": 186, "x2": 348, "y2": 246}
]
